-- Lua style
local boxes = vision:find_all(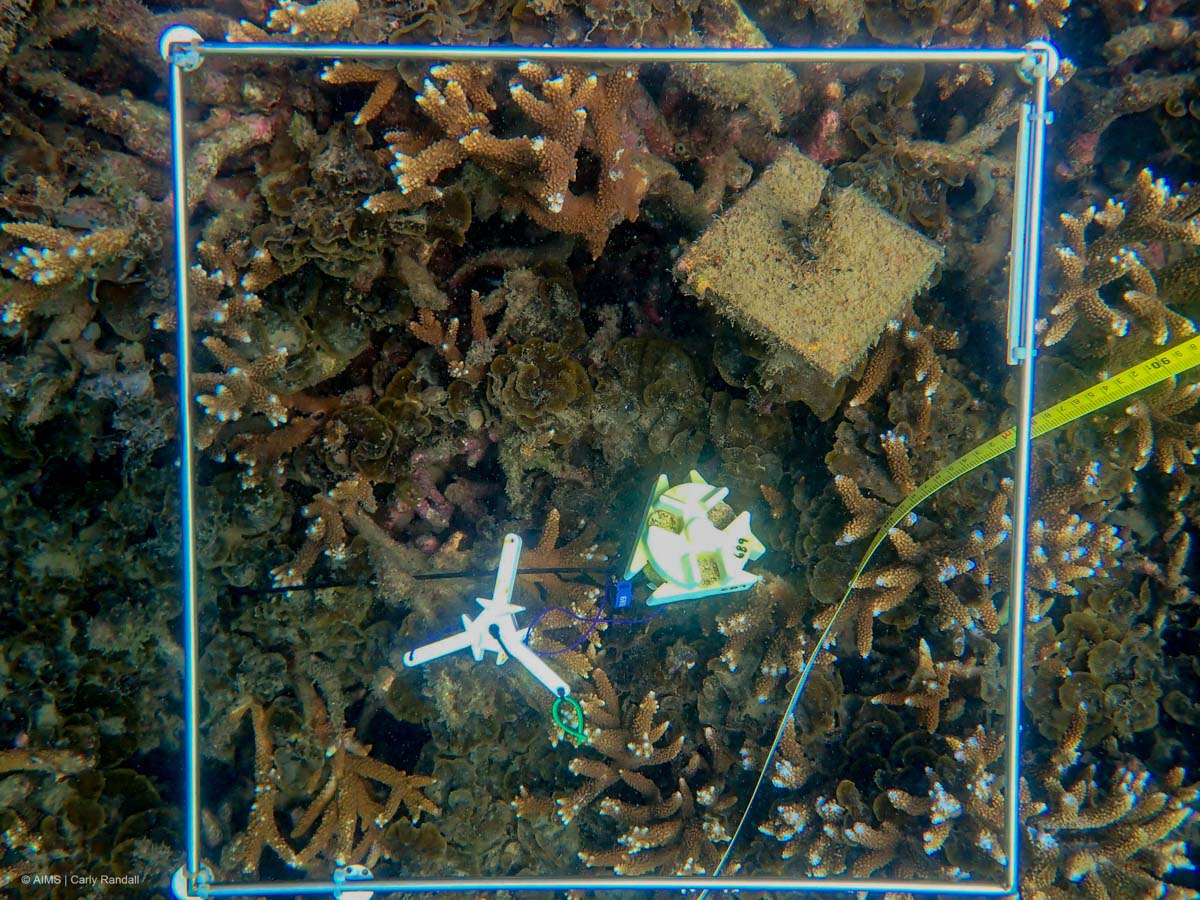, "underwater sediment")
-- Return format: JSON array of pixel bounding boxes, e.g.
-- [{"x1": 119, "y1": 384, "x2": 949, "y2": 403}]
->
[{"x1": 1, "y1": 0, "x2": 1199, "y2": 897}]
